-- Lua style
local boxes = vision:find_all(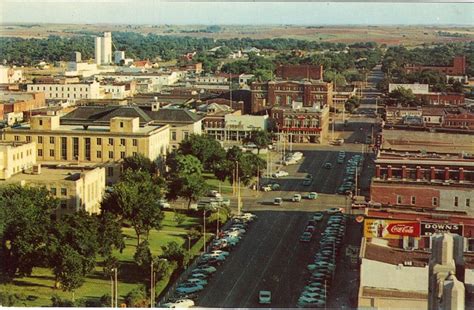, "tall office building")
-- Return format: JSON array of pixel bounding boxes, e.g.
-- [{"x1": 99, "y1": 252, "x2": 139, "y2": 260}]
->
[{"x1": 94, "y1": 32, "x2": 112, "y2": 65}]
